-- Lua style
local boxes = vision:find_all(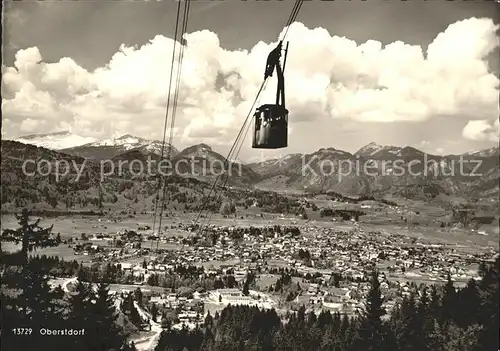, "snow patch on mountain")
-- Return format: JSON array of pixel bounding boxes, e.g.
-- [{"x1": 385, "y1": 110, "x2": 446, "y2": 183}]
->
[
  {"x1": 464, "y1": 146, "x2": 499, "y2": 158},
  {"x1": 14, "y1": 131, "x2": 97, "y2": 150},
  {"x1": 355, "y1": 142, "x2": 402, "y2": 157},
  {"x1": 90, "y1": 134, "x2": 148, "y2": 149},
  {"x1": 82, "y1": 134, "x2": 175, "y2": 154}
]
